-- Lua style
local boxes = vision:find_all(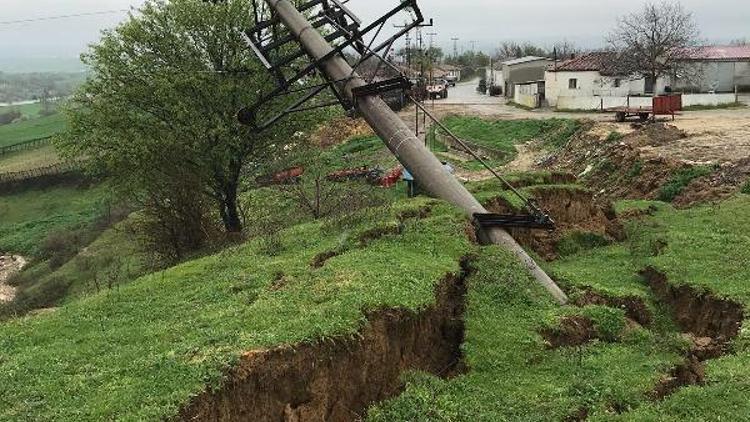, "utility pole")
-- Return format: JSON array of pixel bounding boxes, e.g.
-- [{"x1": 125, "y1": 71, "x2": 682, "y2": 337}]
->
[
  {"x1": 427, "y1": 31, "x2": 437, "y2": 84},
  {"x1": 262, "y1": 0, "x2": 568, "y2": 305},
  {"x1": 451, "y1": 37, "x2": 459, "y2": 59}
]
